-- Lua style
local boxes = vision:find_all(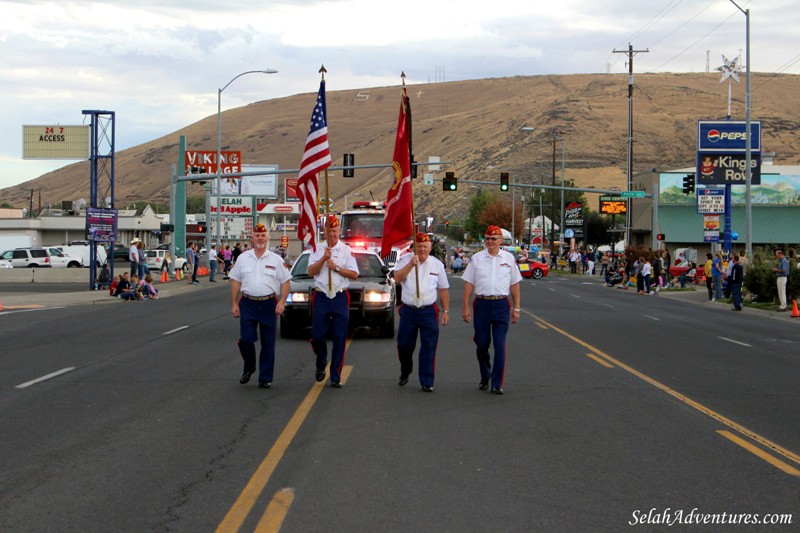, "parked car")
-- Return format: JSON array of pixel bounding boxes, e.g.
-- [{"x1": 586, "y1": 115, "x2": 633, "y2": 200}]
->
[
  {"x1": 145, "y1": 249, "x2": 187, "y2": 272},
  {"x1": 518, "y1": 259, "x2": 549, "y2": 279},
  {"x1": 0, "y1": 248, "x2": 52, "y2": 268},
  {"x1": 280, "y1": 248, "x2": 396, "y2": 339},
  {"x1": 106, "y1": 244, "x2": 129, "y2": 261},
  {"x1": 45, "y1": 247, "x2": 84, "y2": 268}
]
